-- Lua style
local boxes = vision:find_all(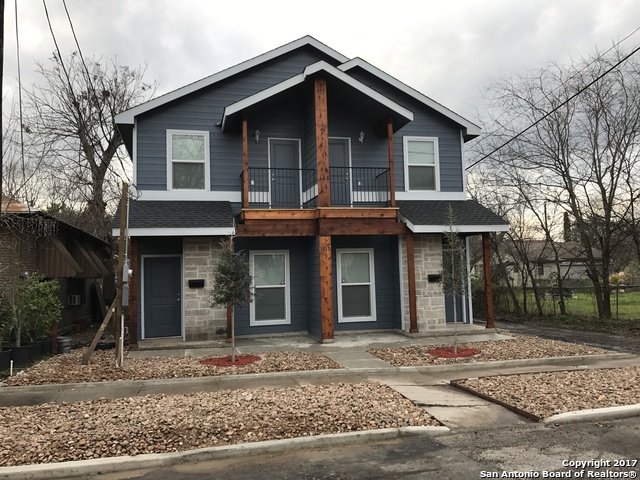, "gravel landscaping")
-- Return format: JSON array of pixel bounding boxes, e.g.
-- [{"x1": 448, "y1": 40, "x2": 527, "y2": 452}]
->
[
  {"x1": 369, "y1": 332, "x2": 612, "y2": 366},
  {"x1": 0, "y1": 382, "x2": 439, "y2": 467},
  {"x1": 3, "y1": 350, "x2": 341, "y2": 387},
  {"x1": 456, "y1": 366, "x2": 640, "y2": 418}
]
